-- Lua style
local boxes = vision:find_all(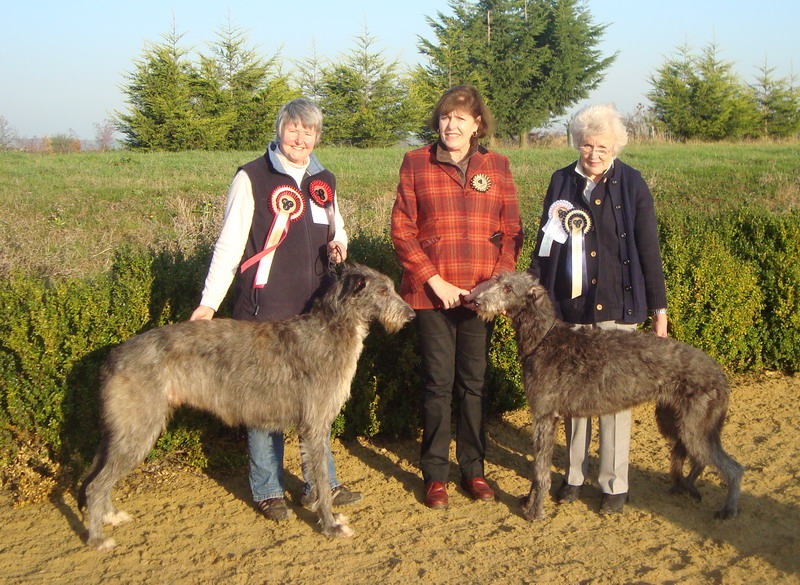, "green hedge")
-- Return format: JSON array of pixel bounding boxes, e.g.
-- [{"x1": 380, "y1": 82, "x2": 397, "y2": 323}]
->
[{"x1": 1, "y1": 209, "x2": 799, "y2": 491}]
